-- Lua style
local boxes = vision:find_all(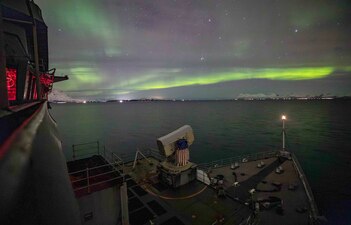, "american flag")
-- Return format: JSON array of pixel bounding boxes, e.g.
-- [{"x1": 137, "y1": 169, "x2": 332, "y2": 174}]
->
[
  {"x1": 176, "y1": 148, "x2": 189, "y2": 166},
  {"x1": 175, "y1": 139, "x2": 189, "y2": 166}
]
